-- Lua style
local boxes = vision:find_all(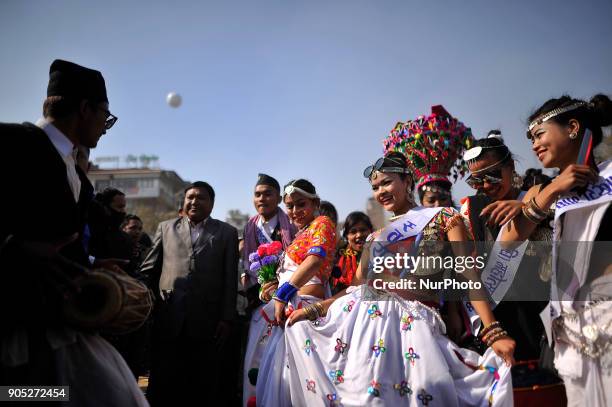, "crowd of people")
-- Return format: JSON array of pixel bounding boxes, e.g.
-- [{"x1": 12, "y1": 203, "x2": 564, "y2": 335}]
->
[{"x1": 1, "y1": 59, "x2": 610, "y2": 407}]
